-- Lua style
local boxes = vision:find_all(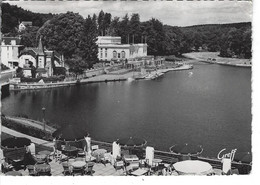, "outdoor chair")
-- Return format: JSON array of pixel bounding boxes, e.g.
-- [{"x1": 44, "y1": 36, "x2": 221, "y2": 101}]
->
[
  {"x1": 54, "y1": 149, "x2": 62, "y2": 162},
  {"x1": 72, "y1": 166, "x2": 85, "y2": 176},
  {"x1": 77, "y1": 150, "x2": 85, "y2": 157},
  {"x1": 139, "y1": 159, "x2": 146, "y2": 168},
  {"x1": 62, "y1": 162, "x2": 72, "y2": 176},
  {"x1": 127, "y1": 161, "x2": 140, "y2": 171},
  {"x1": 1, "y1": 161, "x2": 14, "y2": 173},
  {"x1": 114, "y1": 160, "x2": 125, "y2": 171},
  {"x1": 84, "y1": 162, "x2": 95, "y2": 175},
  {"x1": 91, "y1": 145, "x2": 99, "y2": 151},
  {"x1": 27, "y1": 165, "x2": 37, "y2": 176},
  {"x1": 100, "y1": 152, "x2": 112, "y2": 166}
]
